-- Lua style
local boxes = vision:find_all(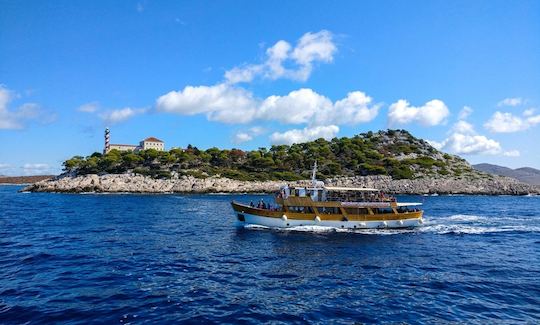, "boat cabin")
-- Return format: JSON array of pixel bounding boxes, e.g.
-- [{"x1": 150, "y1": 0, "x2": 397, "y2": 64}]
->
[{"x1": 279, "y1": 185, "x2": 395, "y2": 203}]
